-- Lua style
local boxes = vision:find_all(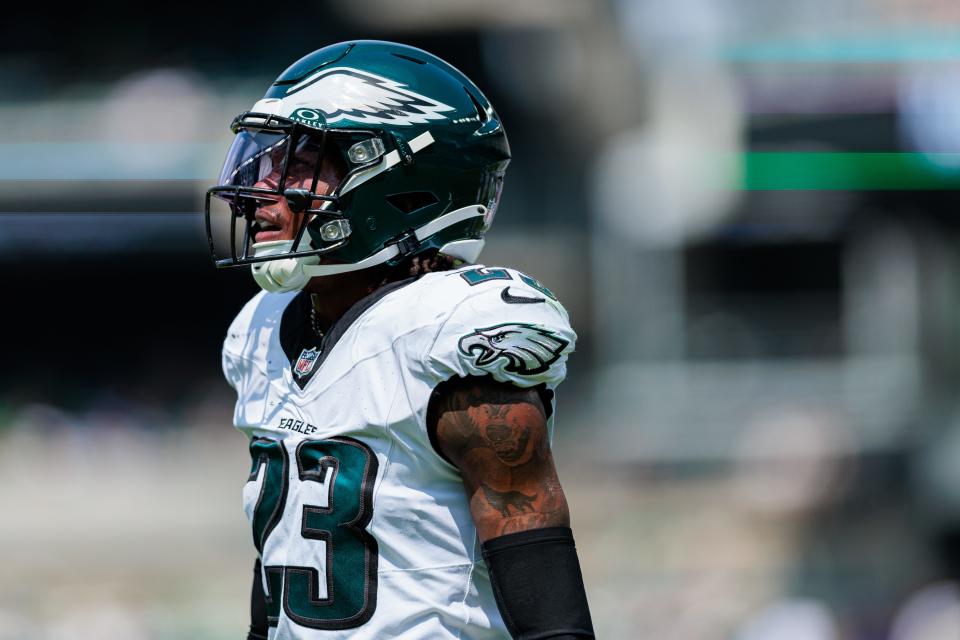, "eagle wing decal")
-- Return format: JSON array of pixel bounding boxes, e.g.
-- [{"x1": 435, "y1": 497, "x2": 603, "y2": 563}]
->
[
  {"x1": 285, "y1": 67, "x2": 455, "y2": 126},
  {"x1": 457, "y1": 323, "x2": 569, "y2": 375}
]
